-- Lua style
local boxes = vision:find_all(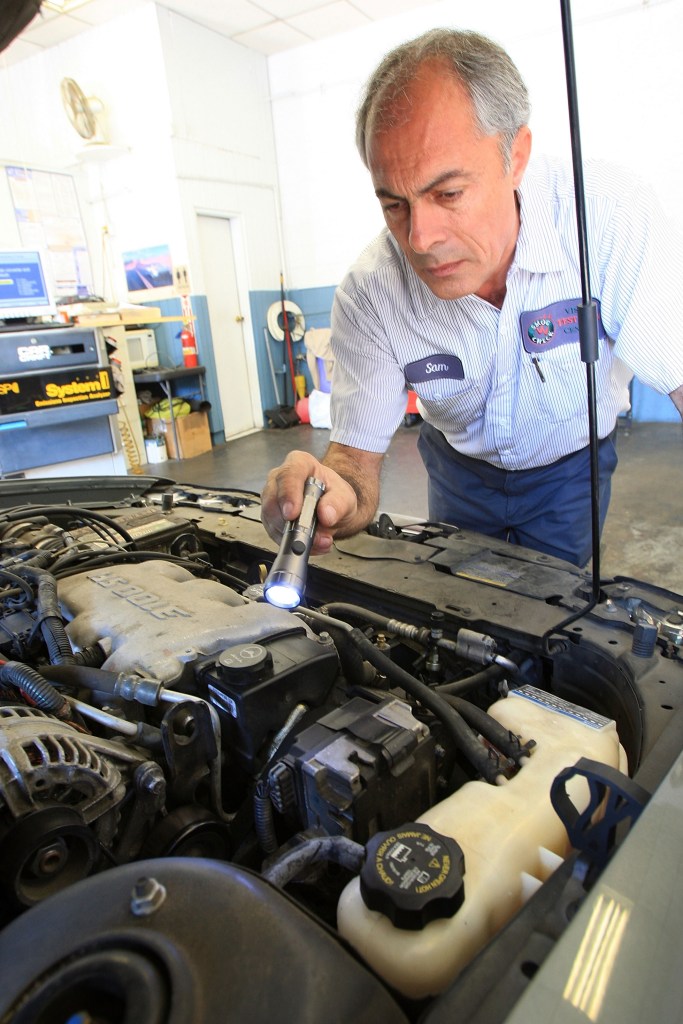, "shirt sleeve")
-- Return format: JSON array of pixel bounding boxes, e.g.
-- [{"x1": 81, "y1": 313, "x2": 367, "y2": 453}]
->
[
  {"x1": 328, "y1": 275, "x2": 409, "y2": 453},
  {"x1": 597, "y1": 172, "x2": 683, "y2": 395}
]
